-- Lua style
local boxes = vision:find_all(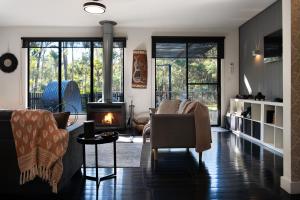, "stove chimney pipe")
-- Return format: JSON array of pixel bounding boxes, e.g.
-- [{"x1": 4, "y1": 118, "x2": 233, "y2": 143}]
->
[{"x1": 99, "y1": 20, "x2": 117, "y2": 103}]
